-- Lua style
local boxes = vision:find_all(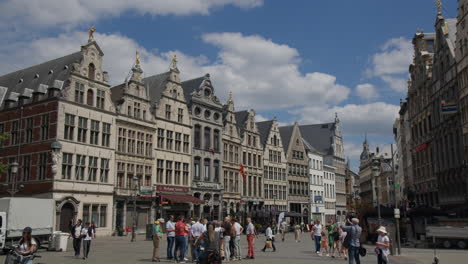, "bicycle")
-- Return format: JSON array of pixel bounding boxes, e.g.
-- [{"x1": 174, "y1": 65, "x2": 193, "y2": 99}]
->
[{"x1": 3, "y1": 246, "x2": 41, "y2": 264}]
